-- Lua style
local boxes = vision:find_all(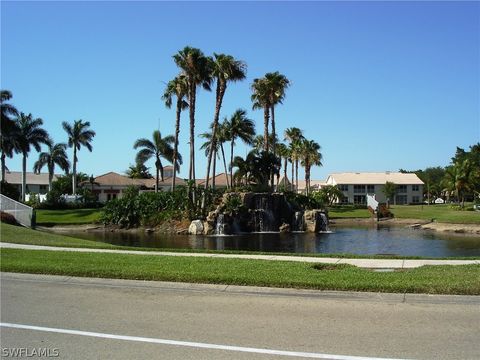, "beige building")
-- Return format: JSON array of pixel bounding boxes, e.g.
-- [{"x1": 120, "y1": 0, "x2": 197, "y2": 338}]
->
[
  {"x1": 4, "y1": 171, "x2": 59, "y2": 195},
  {"x1": 325, "y1": 172, "x2": 424, "y2": 205},
  {"x1": 86, "y1": 172, "x2": 186, "y2": 202}
]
